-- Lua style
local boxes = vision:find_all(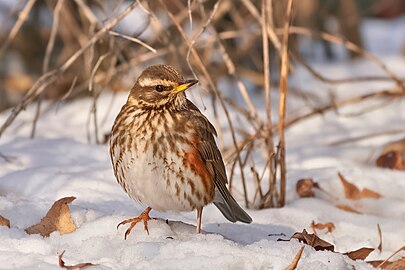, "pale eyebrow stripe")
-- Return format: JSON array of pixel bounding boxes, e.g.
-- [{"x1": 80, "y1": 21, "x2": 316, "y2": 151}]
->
[{"x1": 138, "y1": 78, "x2": 173, "y2": 87}]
